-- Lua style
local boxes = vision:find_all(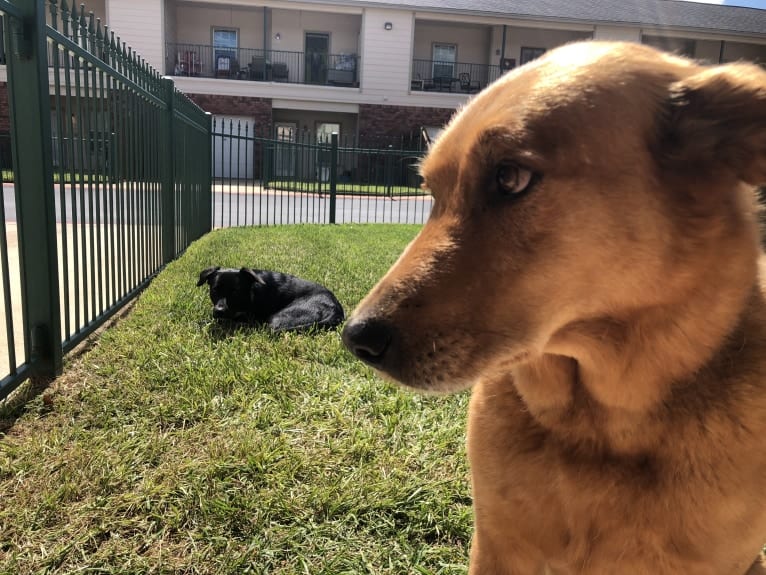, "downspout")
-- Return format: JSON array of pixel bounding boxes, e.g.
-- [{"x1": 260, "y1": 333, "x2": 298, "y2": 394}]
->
[
  {"x1": 718, "y1": 40, "x2": 725, "y2": 64},
  {"x1": 264, "y1": 7, "x2": 269, "y2": 52},
  {"x1": 500, "y1": 24, "x2": 507, "y2": 64}
]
